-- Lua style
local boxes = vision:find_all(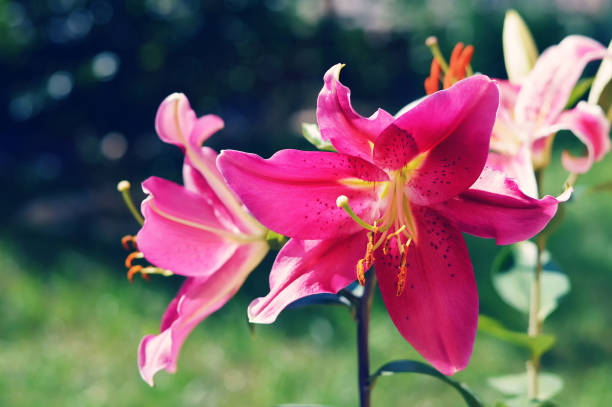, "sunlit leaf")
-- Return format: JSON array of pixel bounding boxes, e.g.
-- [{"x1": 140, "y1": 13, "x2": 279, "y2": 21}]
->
[
  {"x1": 286, "y1": 293, "x2": 352, "y2": 310},
  {"x1": 478, "y1": 315, "x2": 555, "y2": 359},
  {"x1": 564, "y1": 77, "x2": 594, "y2": 109},
  {"x1": 503, "y1": 9, "x2": 538, "y2": 83},
  {"x1": 489, "y1": 372, "x2": 563, "y2": 401},
  {"x1": 496, "y1": 397, "x2": 558, "y2": 407},
  {"x1": 371, "y1": 360, "x2": 482, "y2": 407},
  {"x1": 301, "y1": 122, "x2": 336, "y2": 151},
  {"x1": 491, "y1": 241, "x2": 570, "y2": 321}
]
